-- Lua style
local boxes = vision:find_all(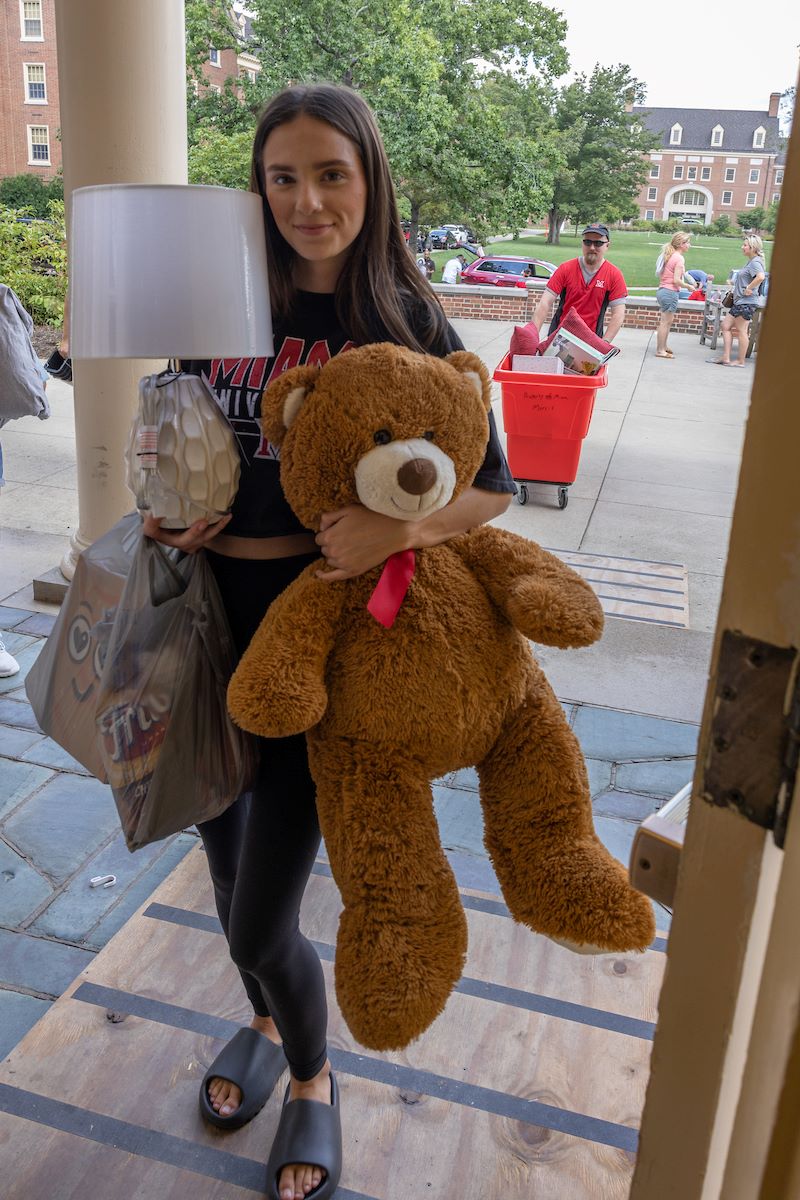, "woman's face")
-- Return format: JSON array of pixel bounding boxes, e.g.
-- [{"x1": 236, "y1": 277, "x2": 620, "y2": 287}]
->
[
  {"x1": 742, "y1": 240, "x2": 753, "y2": 257},
  {"x1": 261, "y1": 114, "x2": 368, "y2": 289}
]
